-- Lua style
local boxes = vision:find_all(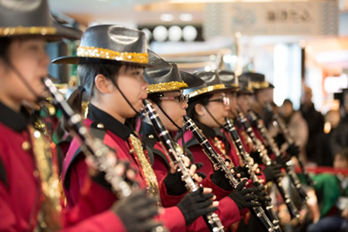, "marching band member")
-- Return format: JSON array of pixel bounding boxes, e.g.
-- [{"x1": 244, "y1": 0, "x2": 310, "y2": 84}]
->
[
  {"x1": 141, "y1": 58, "x2": 249, "y2": 230},
  {"x1": 0, "y1": 1, "x2": 160, "y2": 231},
  {"x1": 54, "y1": 24, "x2": 218, "y2": 231}
]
